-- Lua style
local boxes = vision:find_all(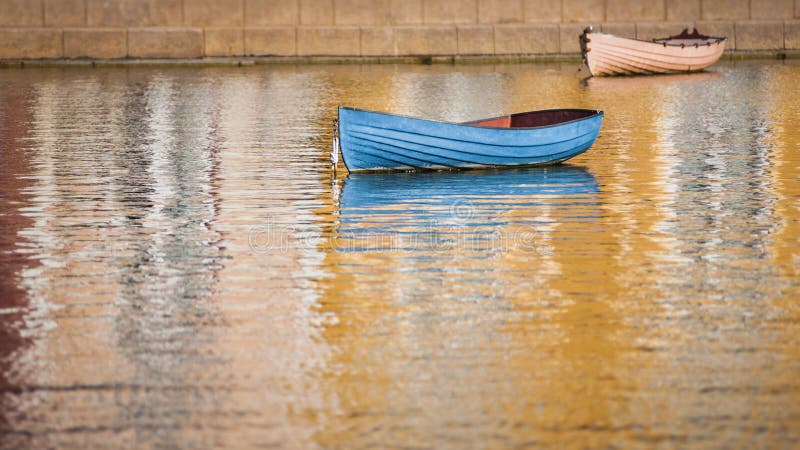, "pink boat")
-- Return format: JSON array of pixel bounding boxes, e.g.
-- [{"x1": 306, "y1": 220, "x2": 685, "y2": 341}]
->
[{"x1": 580, "y1": 27, "x2": 727, "y2": 76}]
